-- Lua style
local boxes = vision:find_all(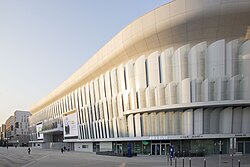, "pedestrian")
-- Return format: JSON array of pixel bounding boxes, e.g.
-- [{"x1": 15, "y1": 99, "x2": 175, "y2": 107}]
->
[
  {"x1": 28, "y1": 148, "x2": 31, "y2": 155},
  {"x1": 61, "y1": 148, "x2": 64, "y2": 154}
]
